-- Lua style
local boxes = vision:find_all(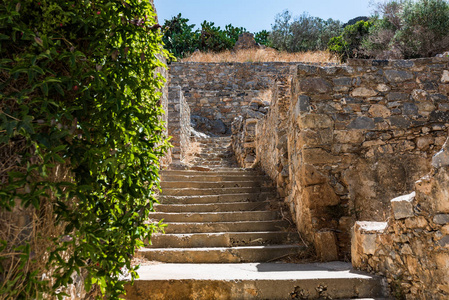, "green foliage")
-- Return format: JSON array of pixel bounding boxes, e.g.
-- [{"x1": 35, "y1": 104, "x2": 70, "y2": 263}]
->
[
  {"x1": 269, "y1": 10, "x2": 343, "y2": 52},
  {"x1": 360, "y1": 0, "x2": 449, "y2": 59},
  {"x1": 254, "y1": 30, "x2": 270, "y2": 46},
  {"x1": 197, "y1": 21, "x2": 234, "y2": 52},
  {"x1": 0, "y1": 0, "x2": 169, "y2": 298},
  {"x1": 161, "y1": 13, "x2": 199, "y2": 59},
  {"x1": 328, "y1": 20, "x2": 373, "y2": 61},
  {"x1": 161, "y1": 14, "x2": 248, "y2": 59}
]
